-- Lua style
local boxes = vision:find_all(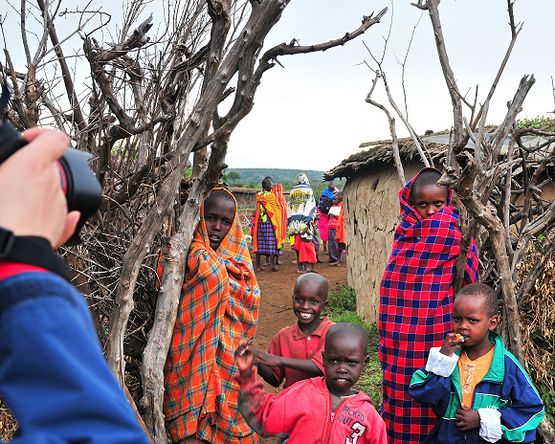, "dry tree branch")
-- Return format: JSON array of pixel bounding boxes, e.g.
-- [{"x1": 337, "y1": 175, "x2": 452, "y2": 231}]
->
[
  {"x1": 362, "y1": 5, "x2": 430, "y2": 170},
  {"x1": 381, "y1": 71, "x2": 431, "y2": 167},
  {"x1": 36, "y1": 0, "x2": 86, "y2": 134},
  {"x1": 261, "y1": 9, "x2": 388, "y2": 60},
  {"x1": 365, "y1": 71, "x2": 405, "y2": 185},
  {"x1": 502, "y1": 138, "x2": 516, "y2": 261},
  {"x1": 136, "y1": 5, "x2": 388, "y2": 440},
  {"x1": 491, "y1": 75, "x2": 535, "y2": 156},
  {"x1": 20, "y1": 0, "x2": 32, "y2": 65},
  {"x1": 32, "y1": 0, "x2": 51, "y2": 66},
  {"x1": 414, "y1": 0, "x2": 466, "y2": 150},
  {"x1": 470, "y1": 0, "x2": 523, "y2": 130},
  {"x1": 424, "y1": 0, "x2": 539, "y2": 377},
  {"x1": 360, "y1": 4, "x2": 416, "y2": 184},
  {"x1": 397, "y1": 11, "x2": 422, "y2": 121},
  {"x1": 200, "y1": 7, "x2": 390, "y2": 151}
]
